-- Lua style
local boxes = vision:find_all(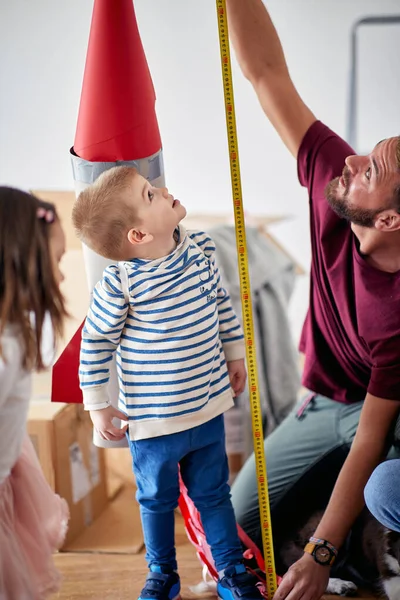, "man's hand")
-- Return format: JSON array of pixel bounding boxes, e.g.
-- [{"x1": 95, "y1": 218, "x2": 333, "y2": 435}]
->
[
  {"x1": 227, "y1": 359, "x2": 247, "y2": 396},
  {"x1": 90, "y1": 406, "x2": 129, "y2": 441},
  {"x1": 274, "y1": 554, "x2": 329, "y2": 600}
]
